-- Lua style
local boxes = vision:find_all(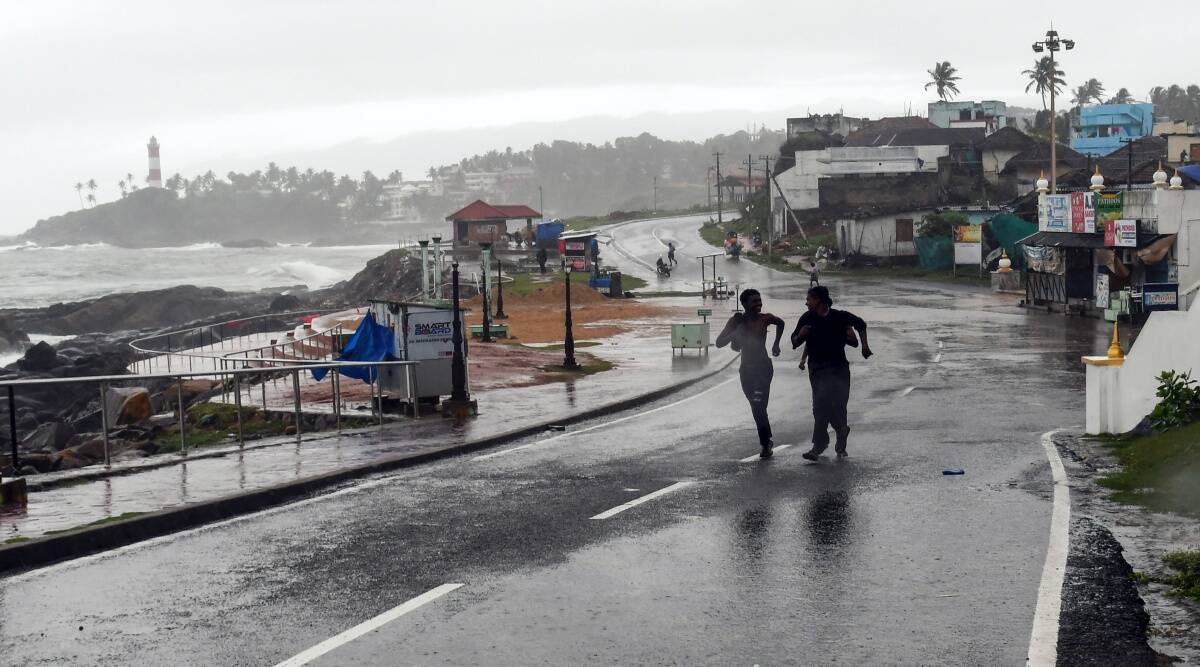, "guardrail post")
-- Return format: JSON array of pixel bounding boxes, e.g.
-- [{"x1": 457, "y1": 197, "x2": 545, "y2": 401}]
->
[
  {"x1": 407, "y1": 365, "x2": 420, "y2": 418},
  {"x1": 177, "y1": 378, "x2": 187, "y2": 456},
  {"x1": 233, "y1": 373, "x2": 244, "y2": 446},
  {"x1": 291, "y1": 370, "x2": 302, "y2": 442},
  {"x1": 7, "y1": 387, "x2": 19, "y2": 474},
  {"x1": 99, "y1": 382, "x2": 112, "y2": 467},
  {"x1": 333, "y1": 371, "x2": 341, "y2": 431}
]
